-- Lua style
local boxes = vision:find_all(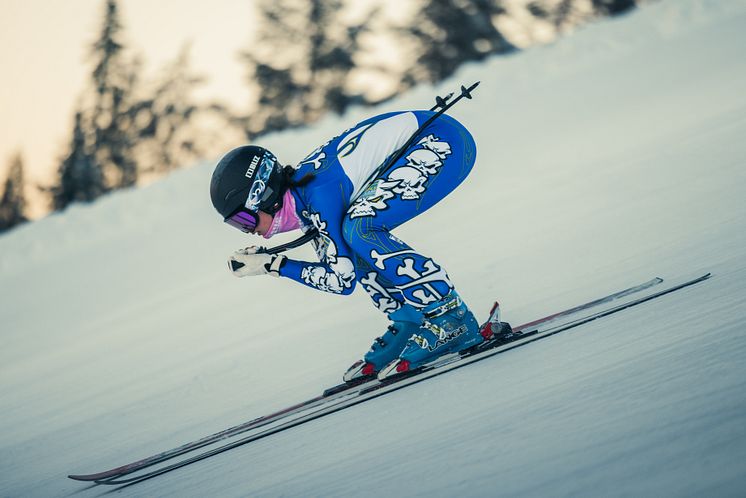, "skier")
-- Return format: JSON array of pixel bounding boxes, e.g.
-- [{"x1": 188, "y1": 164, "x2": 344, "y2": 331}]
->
[{"x1": 210, "y1": 110, "x2": 490, "y2": 381}]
